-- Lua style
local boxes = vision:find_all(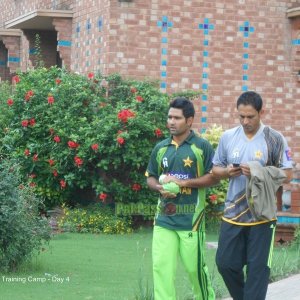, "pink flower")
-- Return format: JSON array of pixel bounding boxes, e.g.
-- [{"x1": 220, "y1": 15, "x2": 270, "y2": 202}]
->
[
  {"x1": 48, "y1": 96, "x2": 55, "y2": 105},
  {"x1": 33, "y1": 154, "x2": 38, "y2": 162},
  {"x1": 55, "y1": 78, "x2": 61, "y2": 84},
  {"x1": 52, "y1": 169, "x2": 58, "y2": 177},
  {"x1": 117, "y1": 137, "x2": 125, "y2": 145},
  {"x1": 29, "y1": 118, "x2": 36, "y2": 126},
  {"x1": 7, "y1": 98, "x2": 14, "y2": 106},
  {"x1": 88, "y1": 72, "x2": 94, "y2": 79},
  {"x1": 60, "y1": 179, "x2": 66, "y2": 189},
  {"x1": 24, "y1": 149, "x2": 30, "y2": 156},
  {"x1": 117, "y1": 109, "x2": 135, "y2": 123},
  {"x1": 91, "y1": 143, "x2": 99, "y2": 151},
  {"x1": 132, "y1": 183, "x2": 141, "y2": 191},
  {"x1": 21, "y1": 120, "x2": 29, "y2": 127},
  {"x1": 74, "y1": 156, "x2": 83, "y2": 167},
  {"x1": 209, "y1": 194, "x2": 218, "y2": 203},
  {"x1": 130, "y1": 87, "x2": 137, "y2": 93},
  {"x1": 68, "y1": 141, "x2": 79, "y2": 149},
  {"x1": 25, "y1": 90, "x2": 34, "y2": 101},
  {"x1": 136, "y1": 95, "x2": 144, "y2": 102},
  {"x1": 12, "y1": 75, "x2": 20, "y2": 84},
  {"x1": 48, "y1": 159, "x2": 55, "y2": 166},
  {"x1": 154, "y1": 128, "x2": 163, "y2": 138},
  {"x1": 99, "y1": 193, "x2": 107, "y2": 202},
  {"x1": 53, "y1": 136, "x2": 61, "y2": 143}
]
